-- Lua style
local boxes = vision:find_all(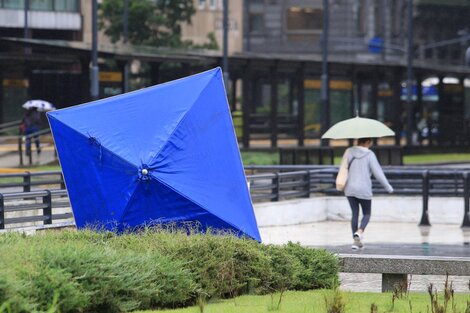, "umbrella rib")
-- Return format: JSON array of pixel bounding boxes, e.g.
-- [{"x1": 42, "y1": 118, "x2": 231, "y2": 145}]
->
[
  {"x1": 149, "y1": 174, "x2": 250, "y2": 237},
  {"x1": 48, "y1": 117, "x2": 139, "y2": 170},
  {"x1": 145, "y1": 69, "x2": 219, "y2": 167},
  {"x1": 114, "y1": 180, "x2": 142, "y2": 224}
]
